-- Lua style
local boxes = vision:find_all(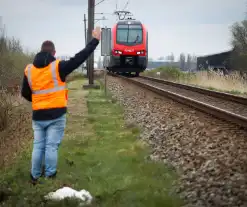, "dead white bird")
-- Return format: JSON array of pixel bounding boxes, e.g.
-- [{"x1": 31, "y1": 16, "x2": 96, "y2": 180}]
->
[{"x1": 44, "y1": 186, "x2": 93, "y2": 205}]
